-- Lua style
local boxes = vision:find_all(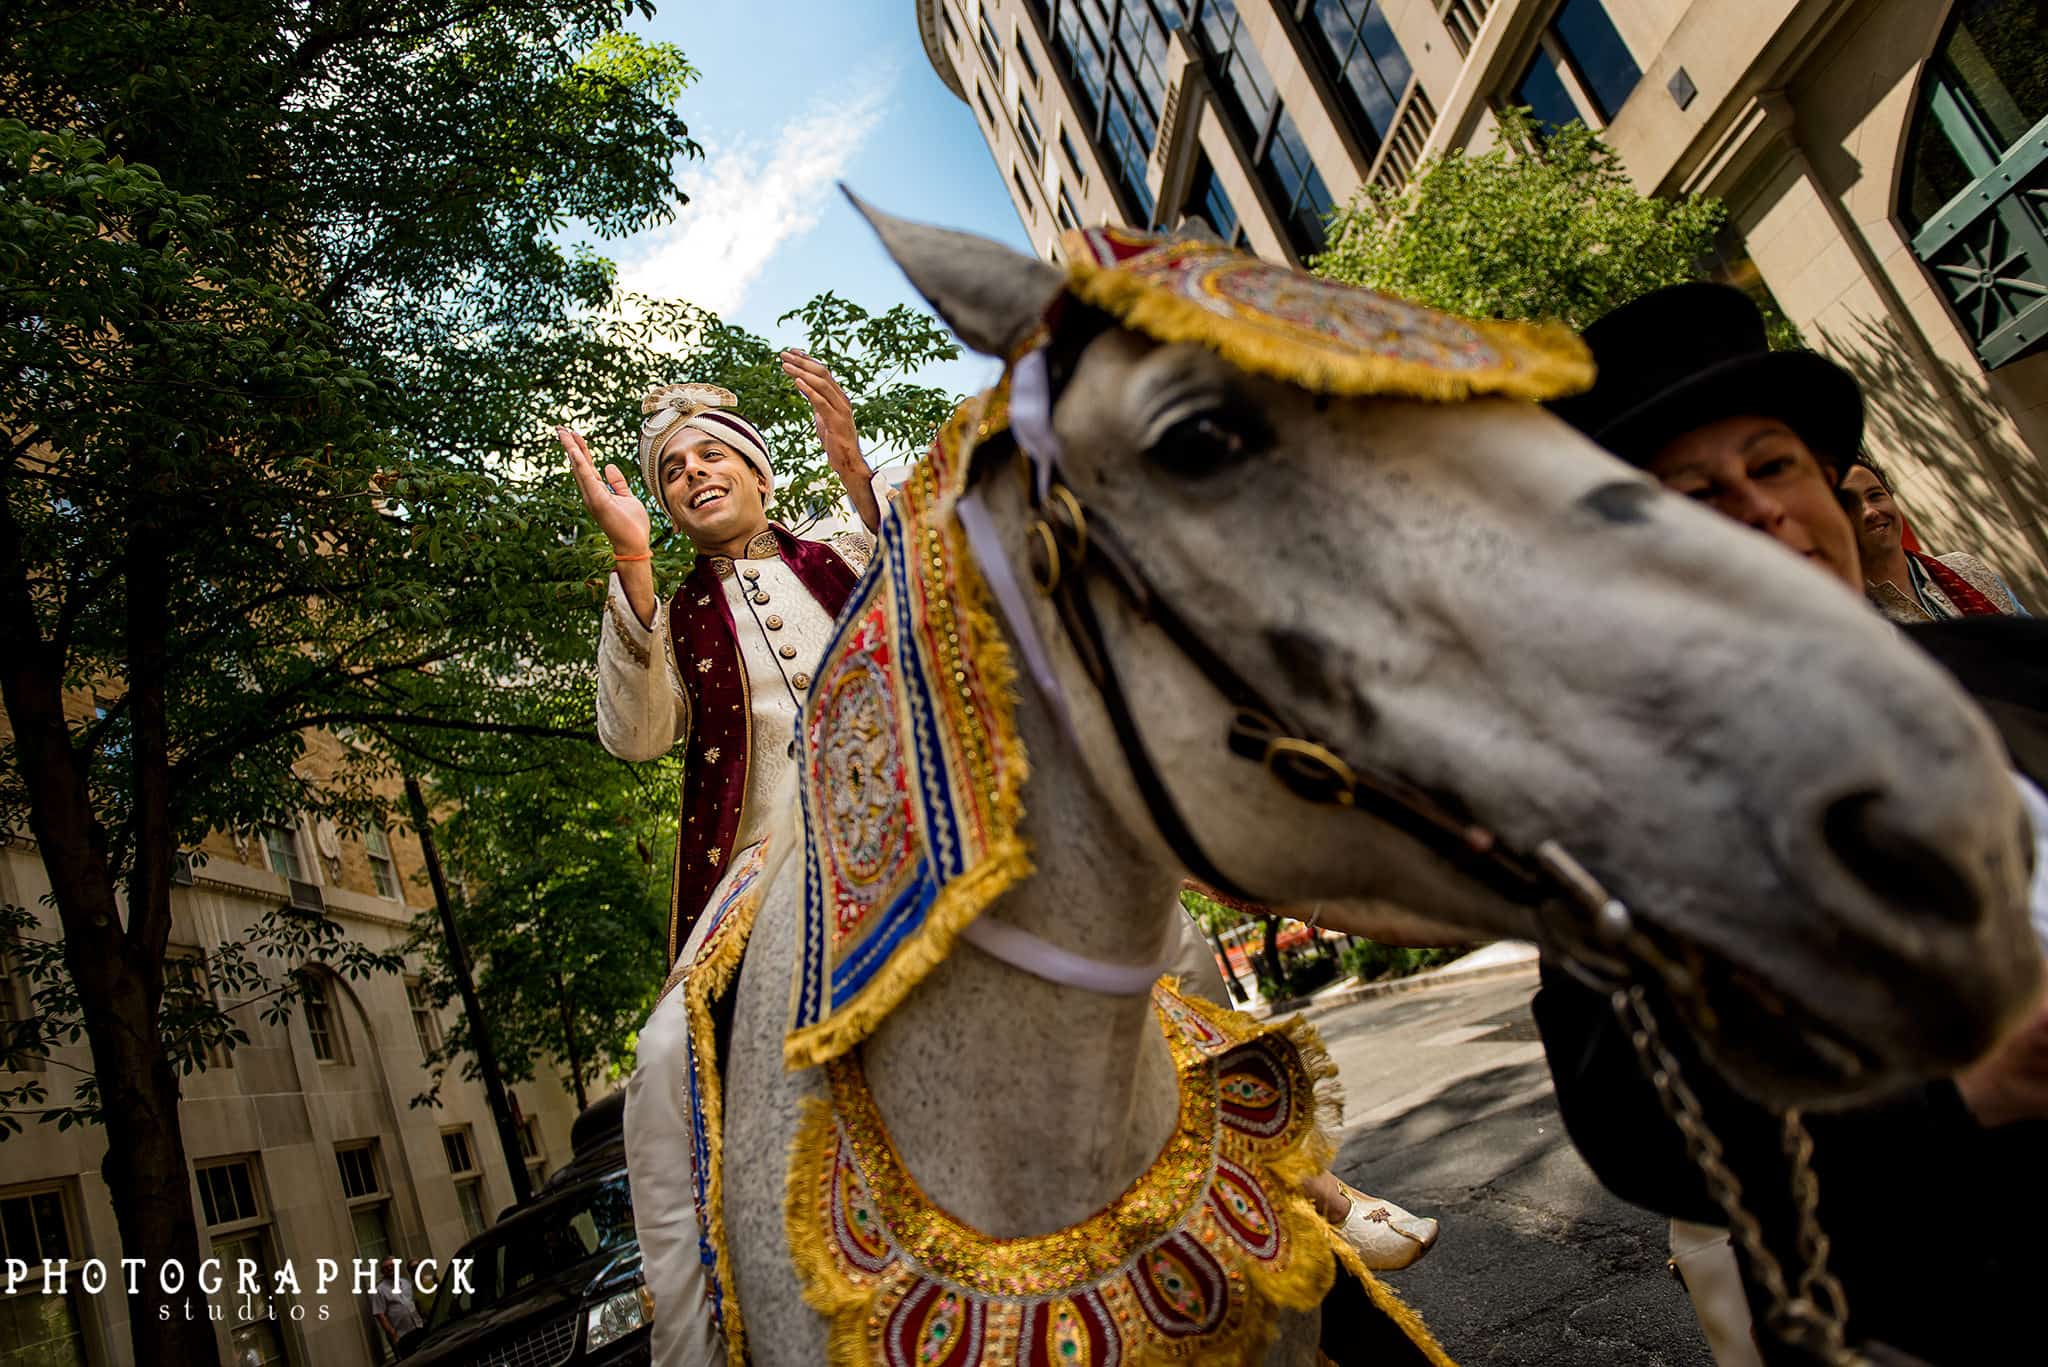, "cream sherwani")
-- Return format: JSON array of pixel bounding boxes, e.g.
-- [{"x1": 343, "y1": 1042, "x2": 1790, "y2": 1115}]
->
[{"x1": 598, "y1": 530, "x2": 865, "y2": 1367}]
